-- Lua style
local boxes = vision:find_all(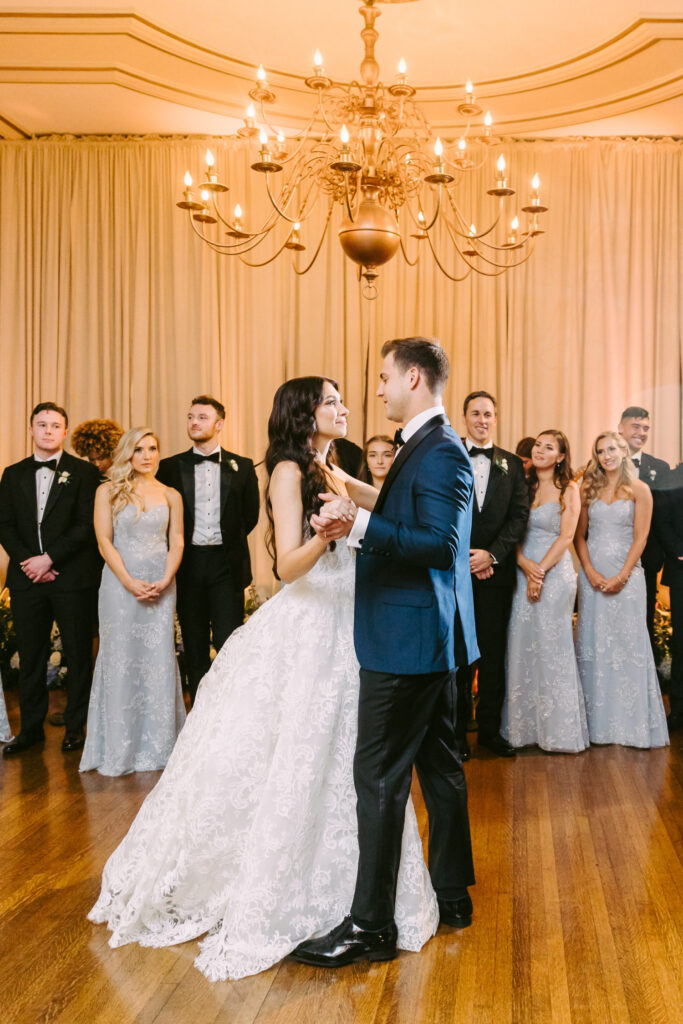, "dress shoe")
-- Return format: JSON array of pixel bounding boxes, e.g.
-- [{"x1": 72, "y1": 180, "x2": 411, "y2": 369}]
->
[
  {"x1": 62, "y1": 729, "x2": 85, "y2": 753},
  {"x1": 438, "y1": 892, "x2": 473, "y2": 929},
  {"x1": 667, "y1": 712, "x2": 683, "y2": 732},
  {"x1": 290, "y1": 916, "x2": 398, "y2": 968},
  {"x1": 478, "y1": 733, "x2": 516, "y2": 757},
  {"x1": 3, "y1": 732, "x2": 45, "y2": 757},
  {"x1": 47, "y1": 711, "x2": 65, "y2": 727}
]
